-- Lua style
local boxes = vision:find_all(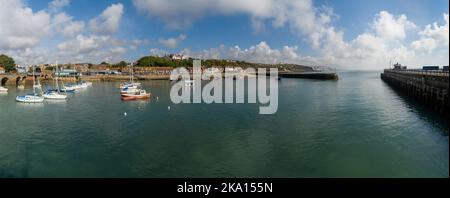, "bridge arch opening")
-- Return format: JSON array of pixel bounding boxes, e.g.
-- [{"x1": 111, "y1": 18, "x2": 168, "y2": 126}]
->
[
  {"x1": 1, "y1": 77, "x2": 8, "y2": 86},
  {"x1": 16, "y1": 77, "x2": 22, "y2": 86}
]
